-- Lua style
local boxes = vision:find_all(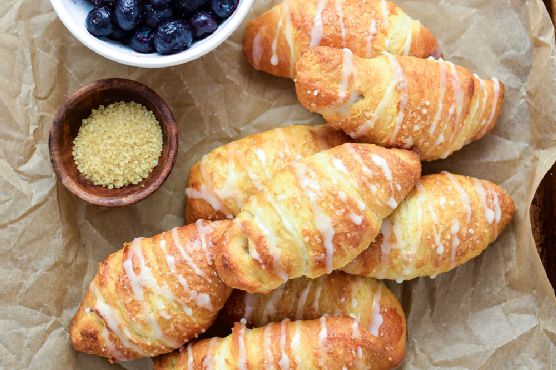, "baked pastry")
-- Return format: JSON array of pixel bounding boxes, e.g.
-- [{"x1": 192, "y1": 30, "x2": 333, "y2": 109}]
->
[
  {"x1": 215, "y1": 143, "x2": 421, "y2": 293},
  {"x1": 185, "y1": 124, "x2": 349, "y2": 223},
  {"x1": 243, "y1": 0, "x2": 440, "y2": 78},
  {"x1": 295, "y1": 46, "x2": 505, "y2": 160},
  {"x1": 343, "y1": 173, "x2": 515, "y2": 280},
  {"x1": 218, "y1": 273, "x2": 406, "y2": 353},
  {"x1": 154, "y1": 316, "x2": 404, "y2": 370},
  {"x1": 70, "y1": 221, "x2": 233, "y2": 361}
]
